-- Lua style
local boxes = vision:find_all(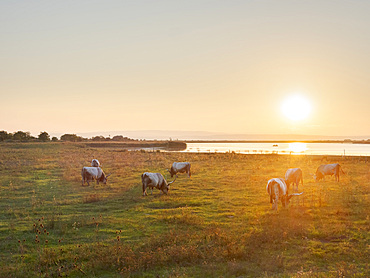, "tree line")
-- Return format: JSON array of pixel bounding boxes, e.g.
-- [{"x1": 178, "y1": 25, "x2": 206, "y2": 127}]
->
[{"x1": 0, "y1": 131, "x2": 137, "y2": 142}]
